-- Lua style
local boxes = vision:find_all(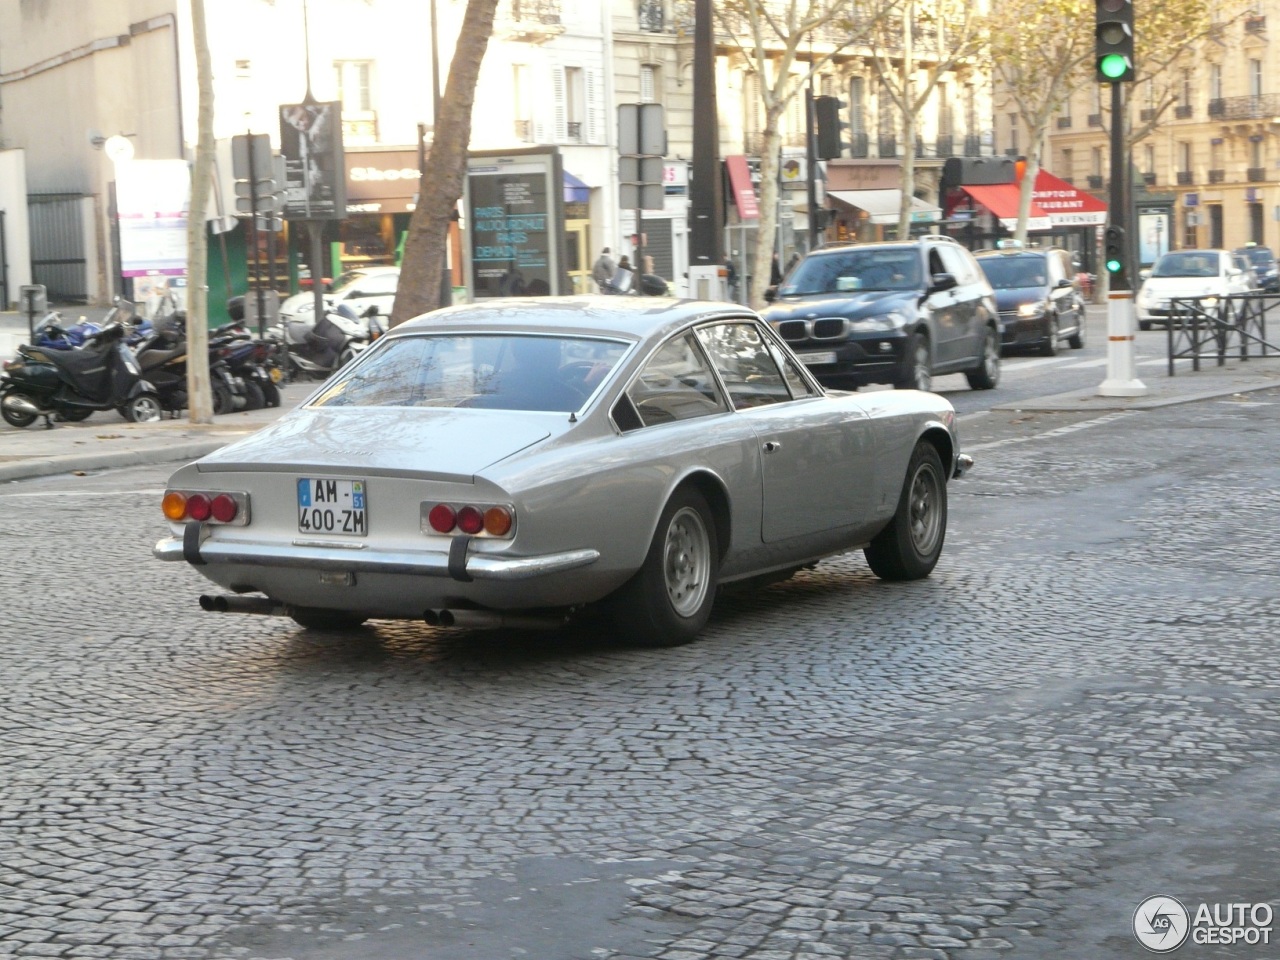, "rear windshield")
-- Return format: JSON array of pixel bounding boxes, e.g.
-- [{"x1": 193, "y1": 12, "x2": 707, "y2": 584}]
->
[
  {"x1": 311, "y1": 334, "x2": 632, "y2": 412},
  {"x1": 1151, "y1": 253, "x2": 1220, "y2": 278},
  {"x1": 780, "y1": 249, "x2": 922, "y2": 295},
  {"x1": 977, "y1": 256, "x2": 1049, "y2": 290},
  {"x1": 1239, "y1": 247, "x2": 1276, "y2": 267}
]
